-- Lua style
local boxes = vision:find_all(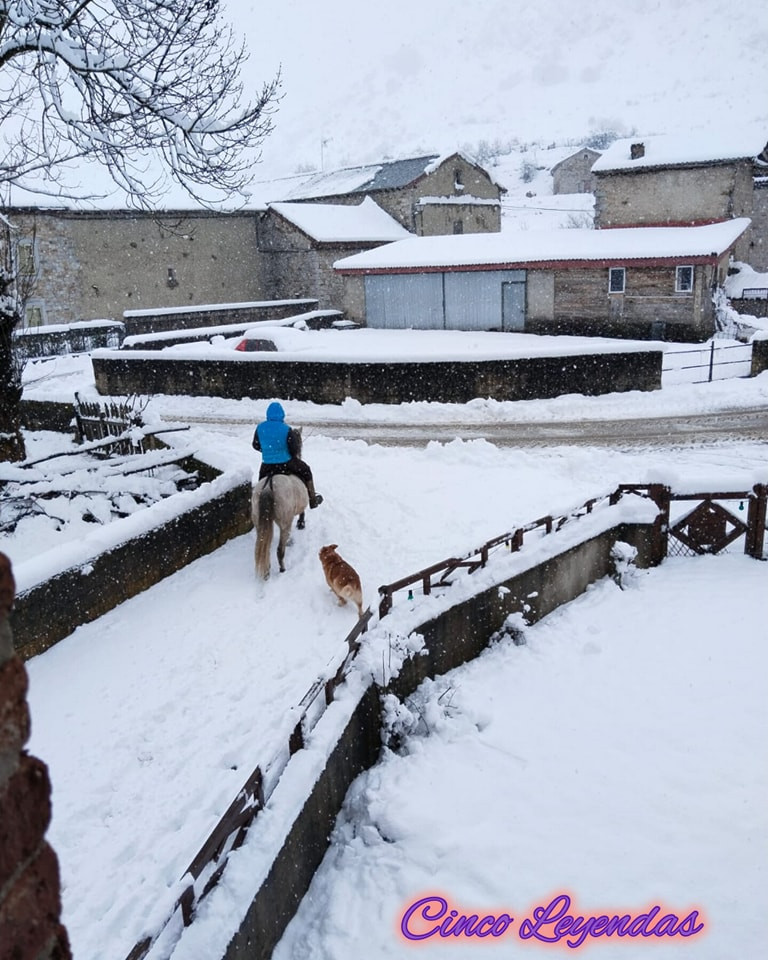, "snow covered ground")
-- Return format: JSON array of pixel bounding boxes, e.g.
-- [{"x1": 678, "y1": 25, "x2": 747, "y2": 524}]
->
[
  {"x1": 273, "y1": 552, "x2": 768, "y2": 960},
  {"x1": 10, "y1": 354, "x2": 768, "y2": 960}
]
